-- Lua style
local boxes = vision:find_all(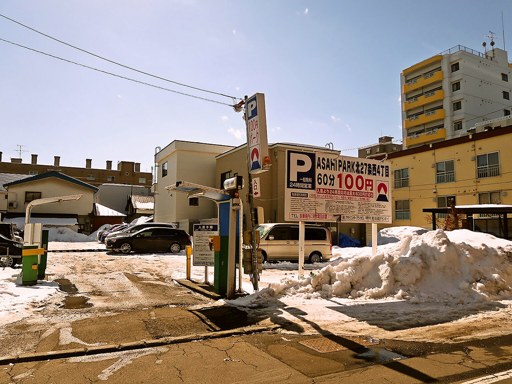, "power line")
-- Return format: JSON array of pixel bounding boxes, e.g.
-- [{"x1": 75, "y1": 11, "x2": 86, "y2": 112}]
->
[
  {"x1": 0, "y1": 37, "x2": 234, "y2": 107},
  {"x1": 0, "y1": 13, "x2": 241, "y2": 103}
]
